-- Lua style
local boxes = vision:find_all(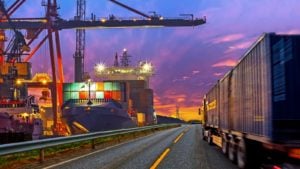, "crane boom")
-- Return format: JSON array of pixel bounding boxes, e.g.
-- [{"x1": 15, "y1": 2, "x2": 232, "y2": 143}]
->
[
  {"x1": 109, "y1": 0, "x2": 150, "y2": 18},
  {"x1": 0, "y1": 17, "x2": 206, "y2": 29}
]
